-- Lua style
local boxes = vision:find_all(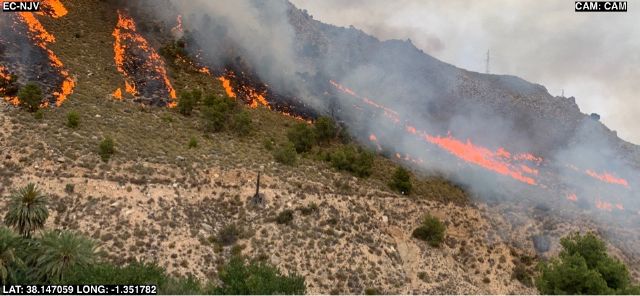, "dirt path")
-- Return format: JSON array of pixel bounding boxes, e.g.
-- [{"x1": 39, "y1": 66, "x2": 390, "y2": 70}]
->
[{"x1": 388, "y1": 226, "x2": 421, "y2": 293}]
